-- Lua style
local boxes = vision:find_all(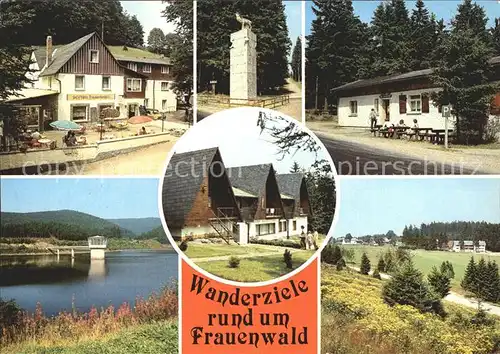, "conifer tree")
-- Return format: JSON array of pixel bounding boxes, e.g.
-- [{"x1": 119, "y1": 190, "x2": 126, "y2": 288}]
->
[
  {"x1": 360, "y1": 252, "x2": 371, "y2": 275},
  {"x1": 475, "y1": 258, "x2": 489, "y2": 300},
  {"x1": 291, "y1": 36, "x2": 302, "y2": 82},
  {"x1": 290, "y1": 161, "x2": 301, "y2": 173},
  {"x1": 431, "y1": 0, "x2": 497, "y2": 145},
  {"x1": 492, "y1": 18, "x2": 500, "y2": 55},
  {"x1": 461, "y1": 256, "x2": 477, "y2": 292},
  {"x1": 440, "y1": 261, "x2": 455, "y2": 279},
  {"x1": 407, "y1": 0, "x2": 437, "y2": 70},
  {"x1": 485, "y1": 261, "x2": 500, "y2": 303},
  {"x1": 427, "y1": 265, "x2": 451, "y2": 298},
  {"x1": 377, "y1": 257, "x2": 386, "y2": 273},
  {"x1": 306, "y1": 0, "x2": 369, "y2": 109},
  {"x1": 336, "y1": 257, "x2": 346, "y2": 271},
  {"x1": 382, "y1": 261, "x2": 444, "y2": 316}
]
